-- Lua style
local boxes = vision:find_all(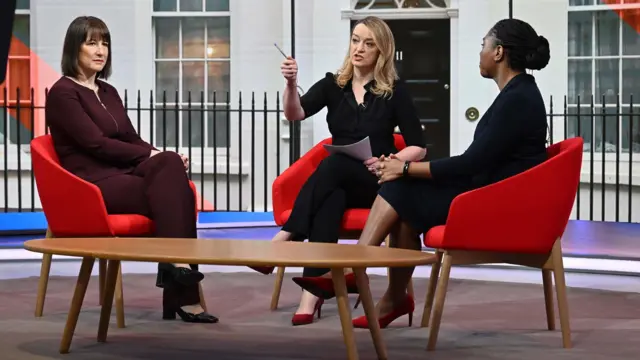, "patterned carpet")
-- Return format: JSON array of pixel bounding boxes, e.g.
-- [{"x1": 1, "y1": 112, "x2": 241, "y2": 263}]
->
[{"x1": 1, "y1": 271, "x2": 639, "y2": 359}]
